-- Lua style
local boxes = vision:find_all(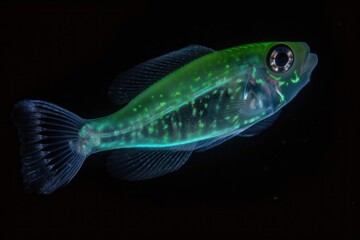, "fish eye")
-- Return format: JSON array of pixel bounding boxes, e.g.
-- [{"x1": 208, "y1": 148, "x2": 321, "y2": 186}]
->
[{"x1": 267, "y1": 45, "x2": 294, "y2": 73}]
